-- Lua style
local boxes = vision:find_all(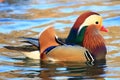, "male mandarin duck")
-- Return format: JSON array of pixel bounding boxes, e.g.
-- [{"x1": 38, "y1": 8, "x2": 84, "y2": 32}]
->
[
  {"x1": 39, "y1": 11, "x2": 108, "y2": 62},
  {"x1": 4, "y1": 11, "x2": 108, "y2": 62}
]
